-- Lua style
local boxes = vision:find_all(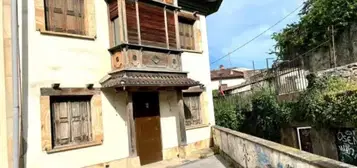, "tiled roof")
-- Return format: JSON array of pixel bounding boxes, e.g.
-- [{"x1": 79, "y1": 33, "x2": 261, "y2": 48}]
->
[
  {"x1": 211, "y1": 69, "x2": 244, "y2": 80},
  {"x1": 101, "y1": 70, "x2": 200, "y2": 88}
]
